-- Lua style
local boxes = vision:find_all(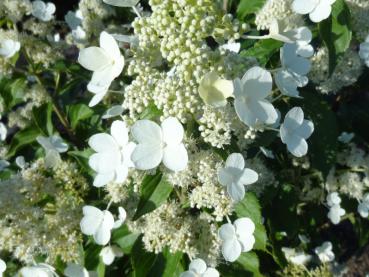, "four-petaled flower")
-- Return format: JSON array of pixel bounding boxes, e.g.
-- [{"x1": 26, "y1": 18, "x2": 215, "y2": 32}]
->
[
  {"x1": 198, "y1": 71, "x2": 234, "y2": 108},
  {"x1": 78, "y1": 31, "x2": 125, "y2": 107},
  {"x1": 131, "y1": 117, "x2": 188, "y2": 172},
  {"x1": 180, "y1": 258, "x2": 219, "y2": 277},
  {"x1": 234, "y1": 66, "x2": 278, "y2": 127},
  {"x1": 280, "y1": 107, "x2": 314, "y2": 157},
  {"x1": 36, "y1": 135, "x2": 68, "y2": 168},
  {"x1": 0, "y1": 39, "x2": 20, "y2": 59},
  {"x1": 218, "y1": 153, "x2": 258, "y2": 202},
  {"x1": 268, "y1": 20, "x2": 312, "y2": 45},
  {"x1": 80, "y1": 206, "x2": 115, "y2": 245},
  {"x1": 32, "y1": 0, "x2": 56, "y2": 22},
  {"x1": 100, "y1": 245, "x2": 124, "y2": 265},
  {"x1": 314, "y1": 241, "x2": 335, "y2": 263},
  {"x1": 292, "y1": 0, "x2": 336, "y2": 23},
  {"x1": 219, "y1": 217, "x2": 255, "y2": 262}
]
